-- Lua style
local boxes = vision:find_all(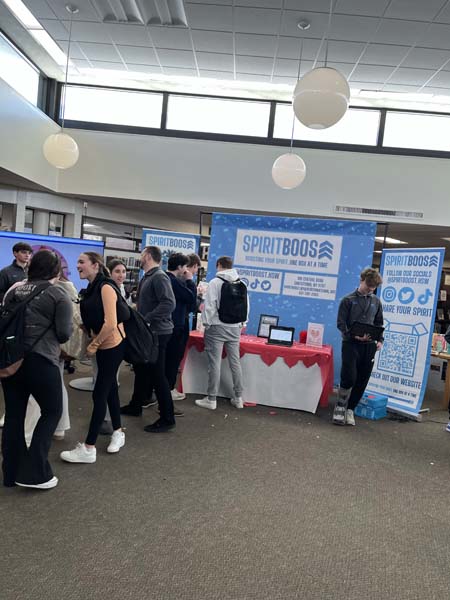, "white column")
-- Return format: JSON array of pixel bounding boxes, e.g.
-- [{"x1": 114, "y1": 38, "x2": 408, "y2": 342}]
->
[
  {"x1": 33, "y1": 210, "x2": 49, "y2": 235},
  {"x1": 1, "y1": 203, "x2": 15, "y2": 230},
  {"x1": 15, "y1": 190, "x2": 27, "y2": 232}
]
